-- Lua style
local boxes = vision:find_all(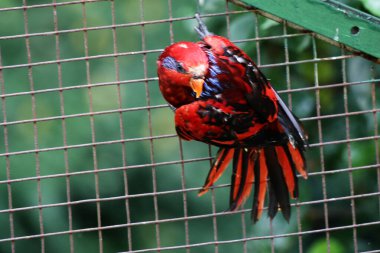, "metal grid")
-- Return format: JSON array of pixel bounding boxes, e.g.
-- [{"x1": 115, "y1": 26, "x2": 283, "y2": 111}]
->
[{"x1": 0, "y1": 0, "x2": 379, "y2": 252}]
